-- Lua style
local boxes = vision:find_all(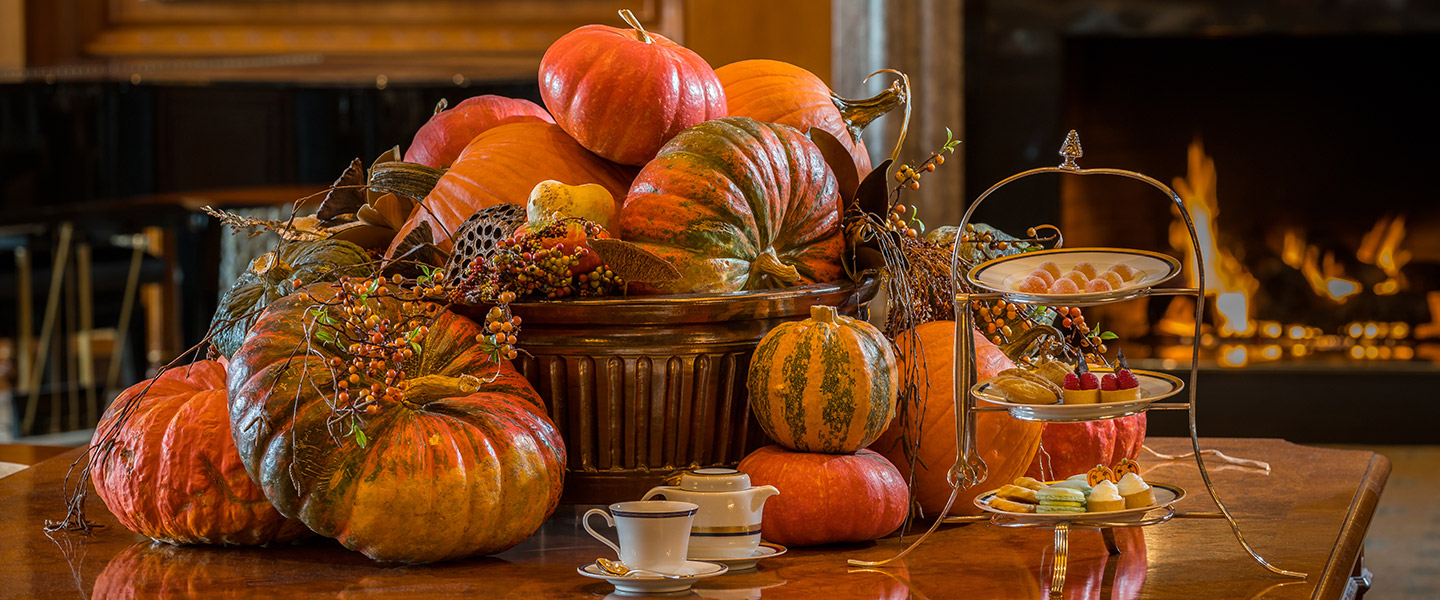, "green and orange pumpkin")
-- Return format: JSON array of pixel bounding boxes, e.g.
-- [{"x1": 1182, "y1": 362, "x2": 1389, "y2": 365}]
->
[
  {"x1": 748, "y1": 304, "x2": 898, "y2": 454},
  {"x1": 227, "y1": 284, "x2": 566, "y2": 563},
  {"x1": 737, "y1": 445, "x2": 908, "y2": 547},
  {"x1": 209, "y1": 239, "x2": 372, "y2": 358},
  {"x1": 90, "y1": 359, "x2": 311, "y2": 546},
  {"x1": 619, "y1": 116, "x2": 845, "y2": 294},
  {"x1": 871, "y1": 321, "x2": 1043, "y2": 517}
]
